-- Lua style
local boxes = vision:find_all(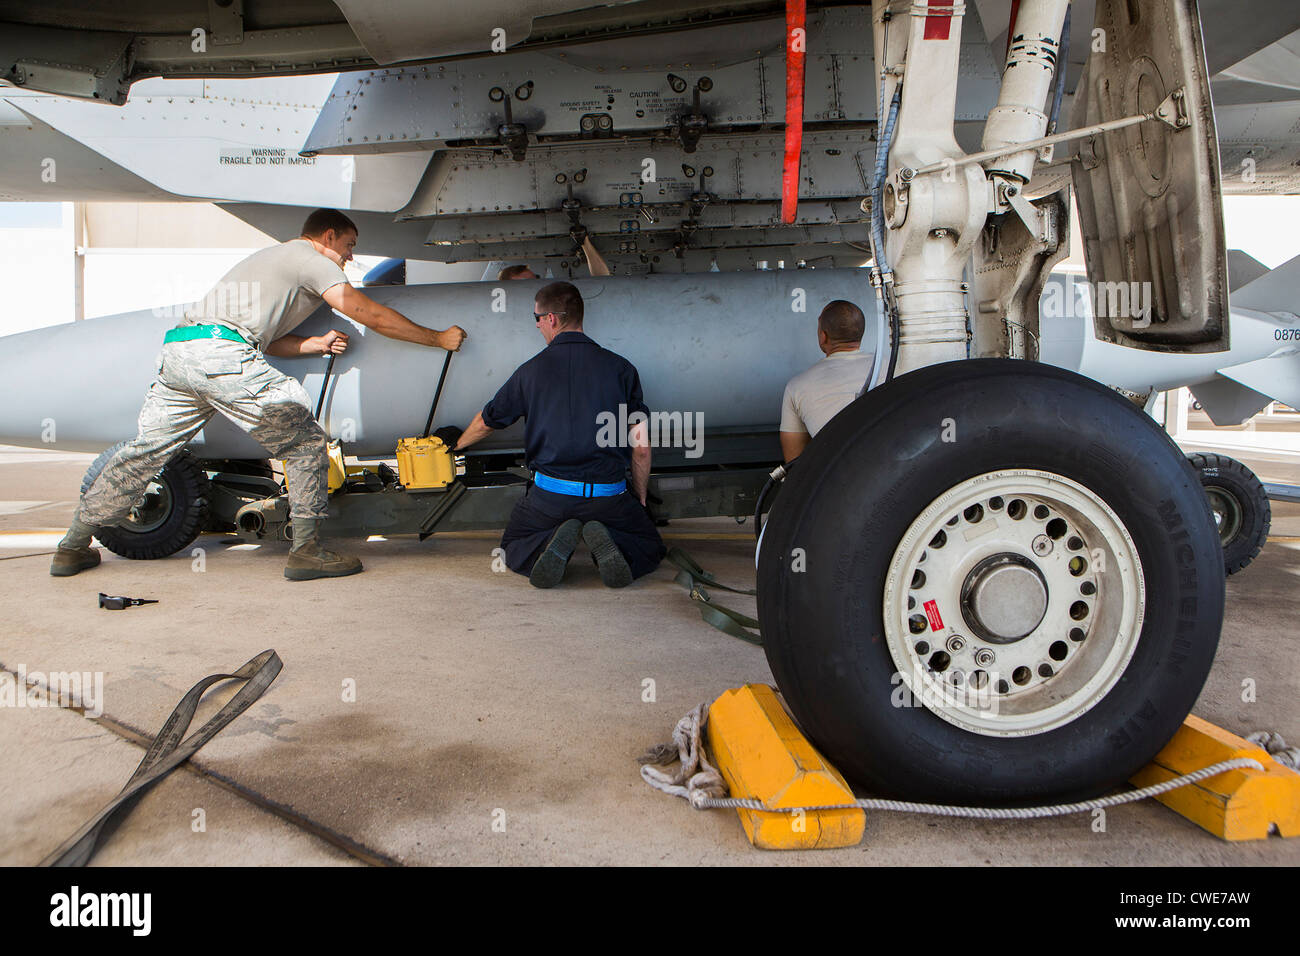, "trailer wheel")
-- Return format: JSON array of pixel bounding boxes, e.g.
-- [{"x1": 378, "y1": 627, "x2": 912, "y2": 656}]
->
[
  {"x1": 81, "y1": 441, "x2": 210, "y2": 560},
  {"x1": 199, "y1": 459, "x2": 277, "y2": 533},
  {"x1": 757, "y1": 360, "x2": 1224, "y2": 804},
  {"x1": 1186, "y1": 452, "x2": 1271, "y2": 574}
]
